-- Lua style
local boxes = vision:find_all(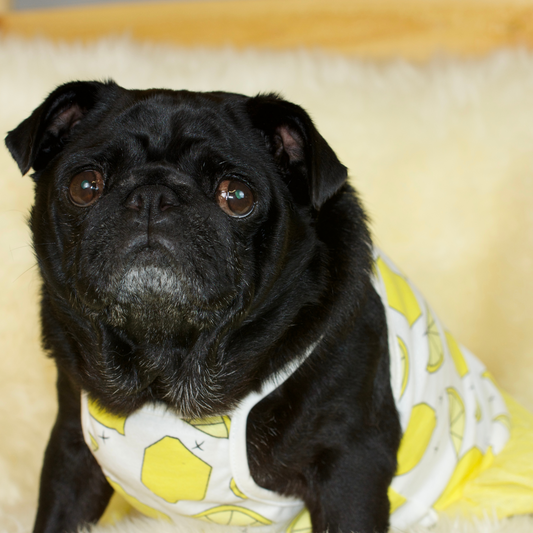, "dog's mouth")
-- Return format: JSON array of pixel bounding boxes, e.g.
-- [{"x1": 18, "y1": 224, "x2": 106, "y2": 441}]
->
[
  {"x1": 114, "y1": 248, "x2": 189, "y2": 304},
  {"x1": 84, "y1": 242, "x2": 240, "y2": 343}
]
